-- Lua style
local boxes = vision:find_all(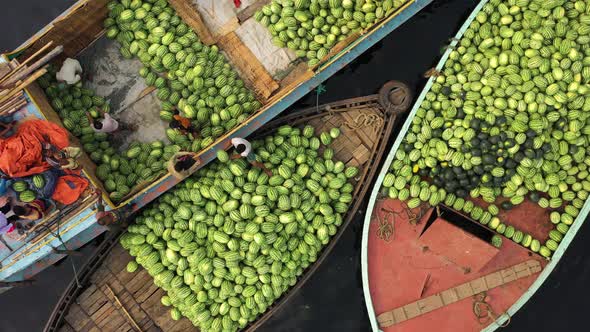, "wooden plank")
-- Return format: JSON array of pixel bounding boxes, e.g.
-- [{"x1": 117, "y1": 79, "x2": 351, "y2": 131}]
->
[
  {"x1": 125, "y1": 269, "x2": 154, "y2": 294},
  {"x1": 65, "y1": 303, "x2": 93, "y2": 331},
  {"x1": 76, "y1": 285, "x2": 99, "y2": 307},
  {"x1": 116, "y1": 323, "x2": 134, "y2": 332},
  {"x1": 278, "y1": 62, "x2": 310, "y2": 89},
  {"x1": 101, "y1": 281, "x2": 154, "y2": 330},
  {"x1": 133, "y1": 278, "x2": 160, "y2": 304},
  {"x1": 87, "y1": 297, "x2": 112, "y2": 322},
  {"x1": 17, "y1": 0, "x2": 110, "y2": 61},
  {"x1": 237, "y1": 0, "x2": 271, "y2": 23},
  {"x1": 91, "y1": 301, "x2": 118, "y2": 328},
  {"x1": 78, "y1": 287, "x2": 108, "y2": 316},
  {"x1": 168, "y1": 0, "x2": 215, "y2": 45},
  {"x1": 217, "y1": 31, "x2": 279, "y2": 102},
  {"x1": 59, "y1": 322, "x2": 76, "y2": 332}
]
